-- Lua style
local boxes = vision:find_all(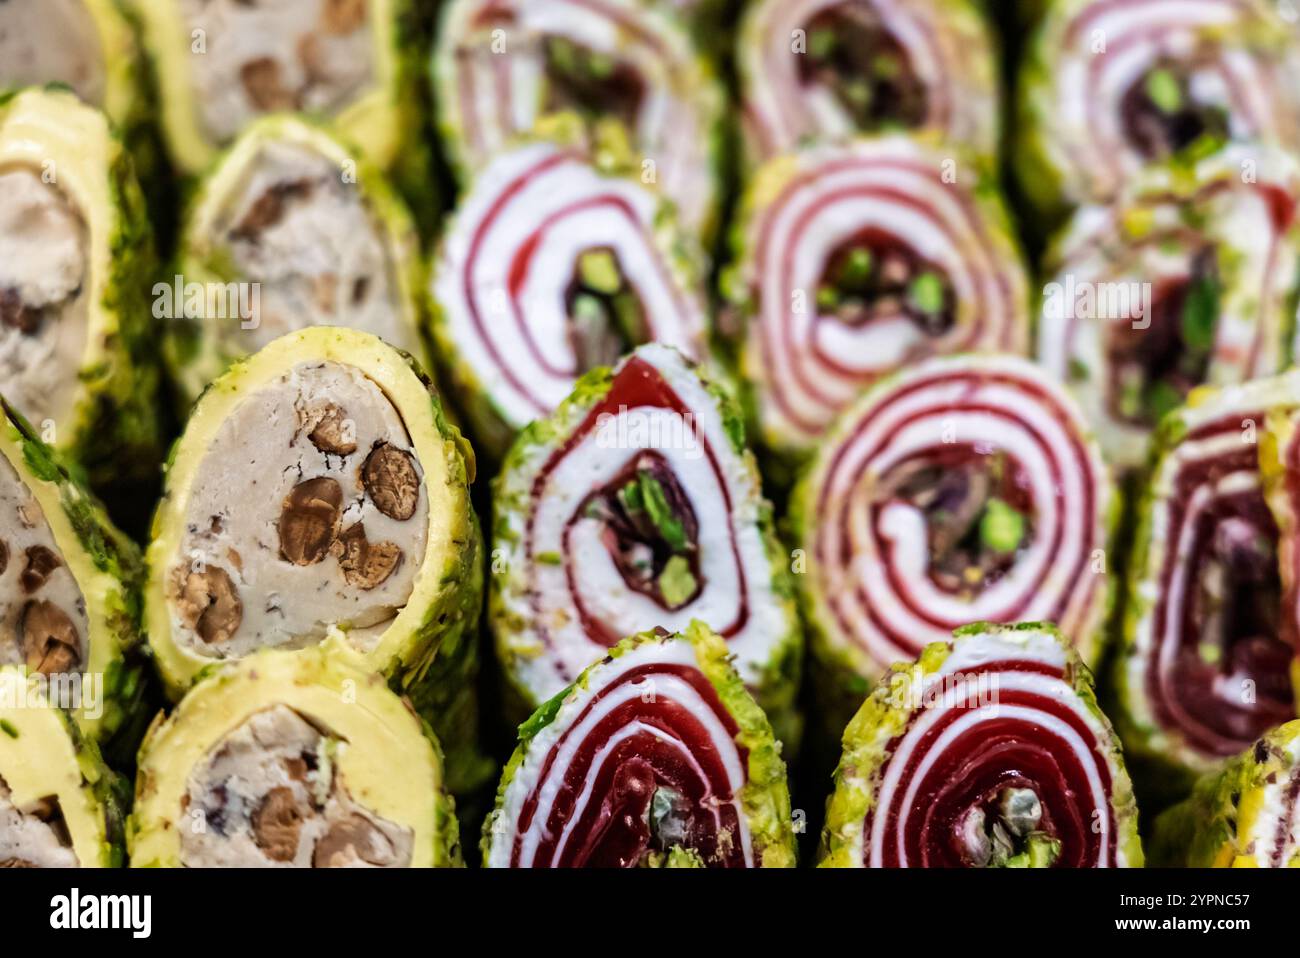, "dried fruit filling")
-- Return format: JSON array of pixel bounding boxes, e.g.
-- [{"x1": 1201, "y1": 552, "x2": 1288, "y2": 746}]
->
[
  {"x1": 542, "y1": 35, "x2": 645, "y2": 134},
  {"x1": 1106, "y1": 252, "x2": 1219, "y2": 429},
  {"x1": 1121, "y1": 60, "x2": 1231, "y2": 161},
  {"x1": 798, "y1": 5, "x2": 928, "y2": 132},
  {"x1": 170, "y1": 361, "x2": 428, "y2": 658},
  {"x1": 874, "y1": 447, "x2": 1035, "y2": 597},
  {"x1": 564, "y1": 248, "x2": 649, "y2": 374},
  {"x1": 1175, "y1": 493, "x2": 1293, "y2": 747},
  {"x1": 180, "y1": 706, "x2": 412, "y2": 868},
  {"x1": 183, "y1": 0, "x2": 374, "y2": 146},
  {"x1": 955, "y1": 786, "x2": 1061, "y2": 869},
  {"x1": 816, "y1": 229, "x2": 956, "y2": 338},
  {"x1": 578, "y1": 453, "x2": 702, "y2": 611}
]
